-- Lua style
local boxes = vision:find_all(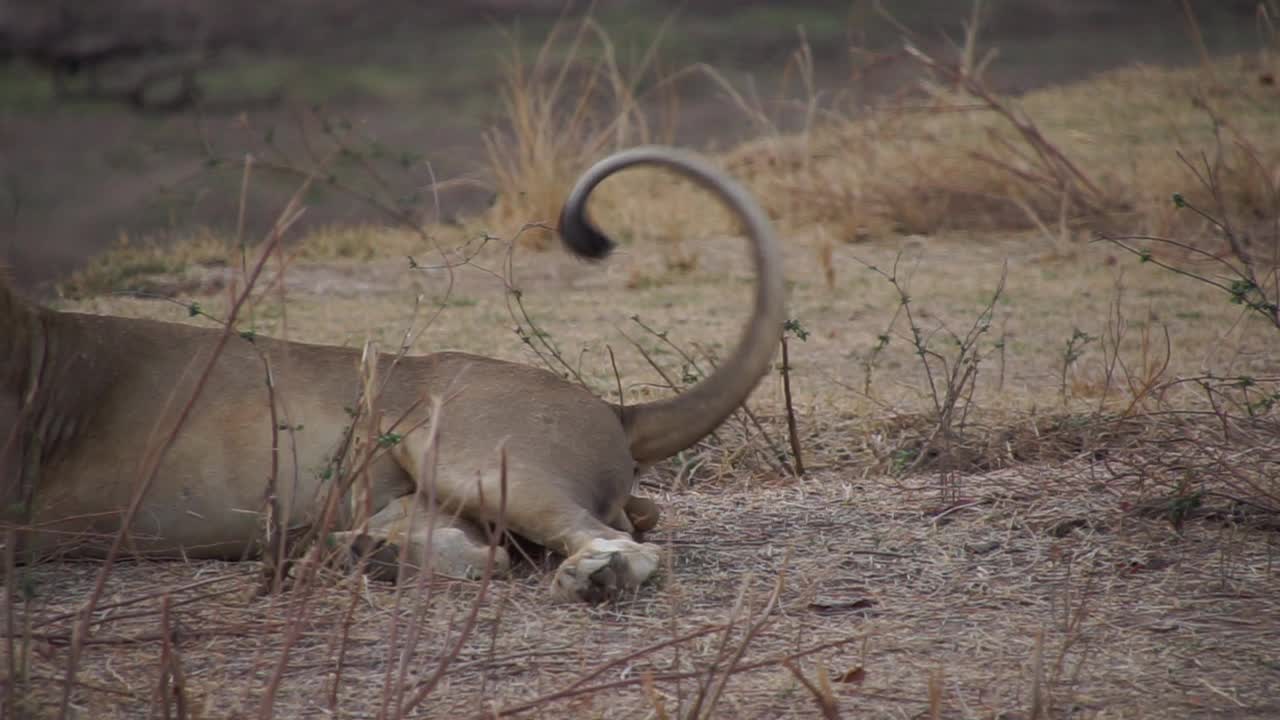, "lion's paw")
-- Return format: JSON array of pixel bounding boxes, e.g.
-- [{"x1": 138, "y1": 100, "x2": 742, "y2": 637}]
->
[{"x1": 550, "y1": 538, "x2": 660, "y2": 603}]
